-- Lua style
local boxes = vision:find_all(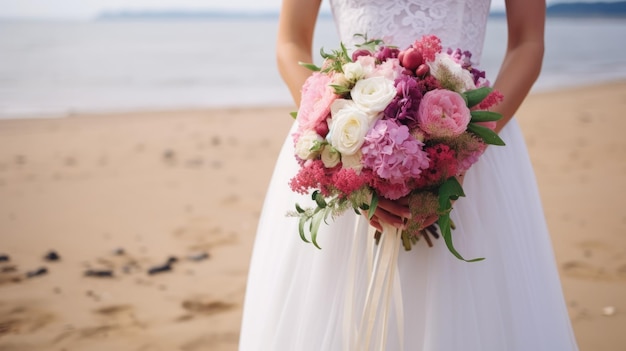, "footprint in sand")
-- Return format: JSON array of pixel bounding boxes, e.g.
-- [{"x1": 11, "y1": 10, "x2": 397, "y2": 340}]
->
[
  {"x1": 181, "y1": 298, "x2": 234, "y2": 316},
  {"x1": 561, "y1": 260, "x2": 626, "y2": 282},
  {"x1": 0, "y1": 303, "x2": 55, "y2": 337},
  {"x1": 54, "y1": 304, "x2": 143, "y2": 344},
  {"x1": 176, "y1": 298, "x2": 235, "y2": 323},
  {"x1": 179, "y1": 332, "x2": 240, "y2": 351}
]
